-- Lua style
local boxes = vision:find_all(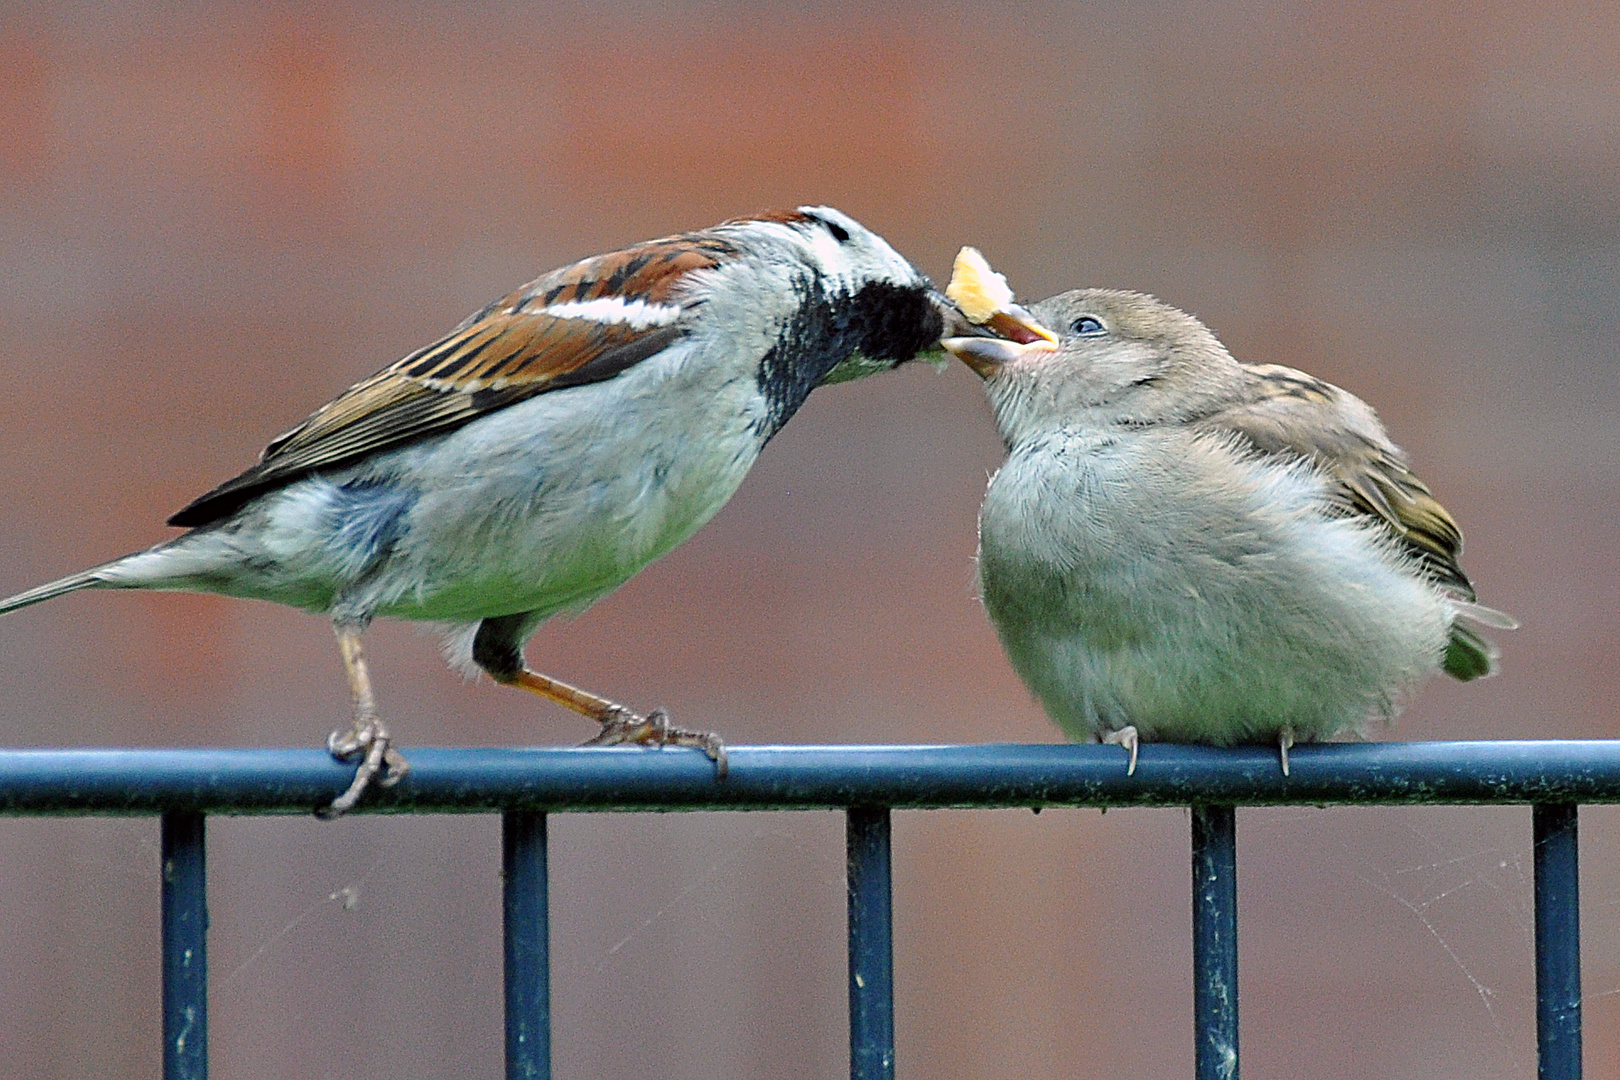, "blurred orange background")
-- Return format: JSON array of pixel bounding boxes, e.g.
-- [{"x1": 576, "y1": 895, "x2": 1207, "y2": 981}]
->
[{"x1": 1, "y1": 3, "x2": 1617, "y2": 1078}]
